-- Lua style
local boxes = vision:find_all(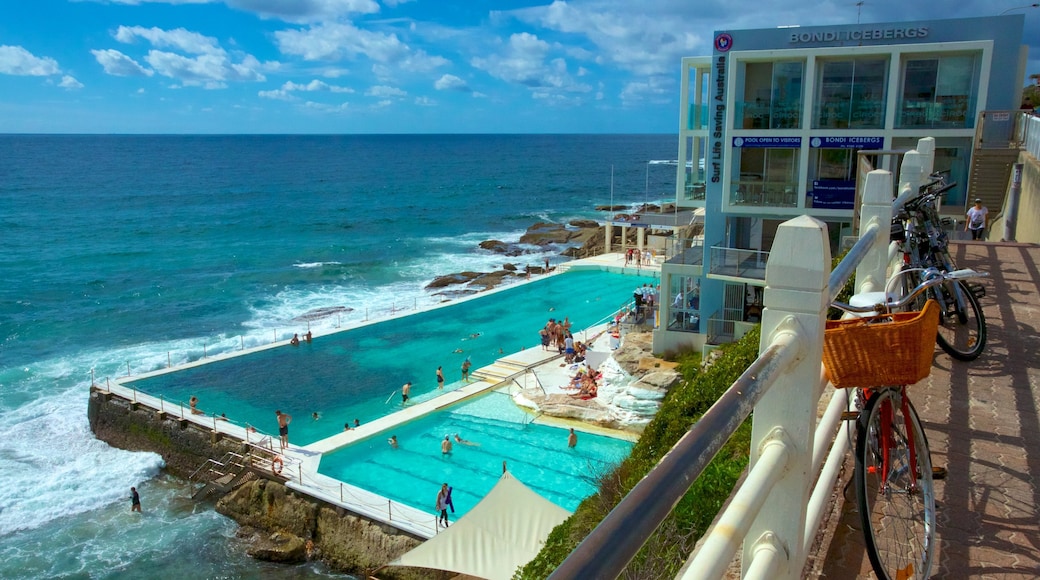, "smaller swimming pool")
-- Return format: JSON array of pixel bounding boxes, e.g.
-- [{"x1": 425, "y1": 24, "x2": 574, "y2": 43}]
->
[{"x1": 318, "y1": 392, "x2": 632, "y2": 518}]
